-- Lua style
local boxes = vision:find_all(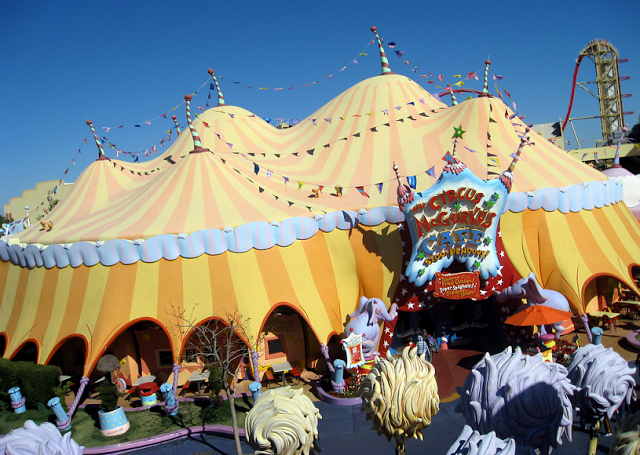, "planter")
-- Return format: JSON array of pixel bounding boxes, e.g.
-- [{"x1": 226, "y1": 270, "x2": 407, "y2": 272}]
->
[
  {"x1": 313, "y1": 376, "x2": 362, "y2": 407},
  {"x1": 98, "y1": 406, "x2": 130, "y2": 437}
]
